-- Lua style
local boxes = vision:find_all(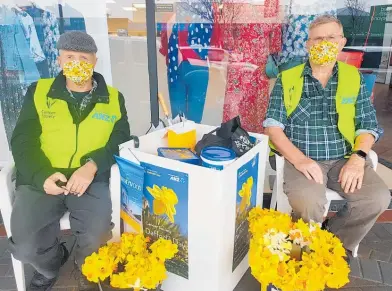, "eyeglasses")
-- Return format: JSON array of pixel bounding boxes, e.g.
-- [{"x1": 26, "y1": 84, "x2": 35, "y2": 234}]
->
[{"x1": 309, "y1": 35, "x2": 343, "y2": 43}]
